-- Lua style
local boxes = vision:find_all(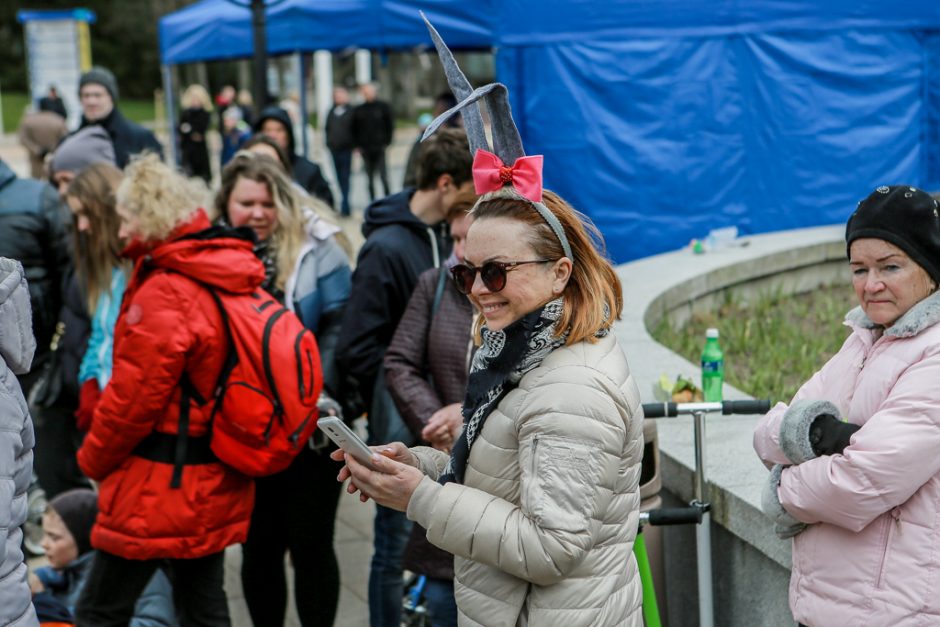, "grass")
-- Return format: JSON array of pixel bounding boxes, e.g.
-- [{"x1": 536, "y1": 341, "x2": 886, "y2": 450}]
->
[
  {"x1": 0, "y1": 91, "x2": 156, "y2": 133},
  {"x1": 652, "y1": 285, "x2": 858, "y2": 404}
]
